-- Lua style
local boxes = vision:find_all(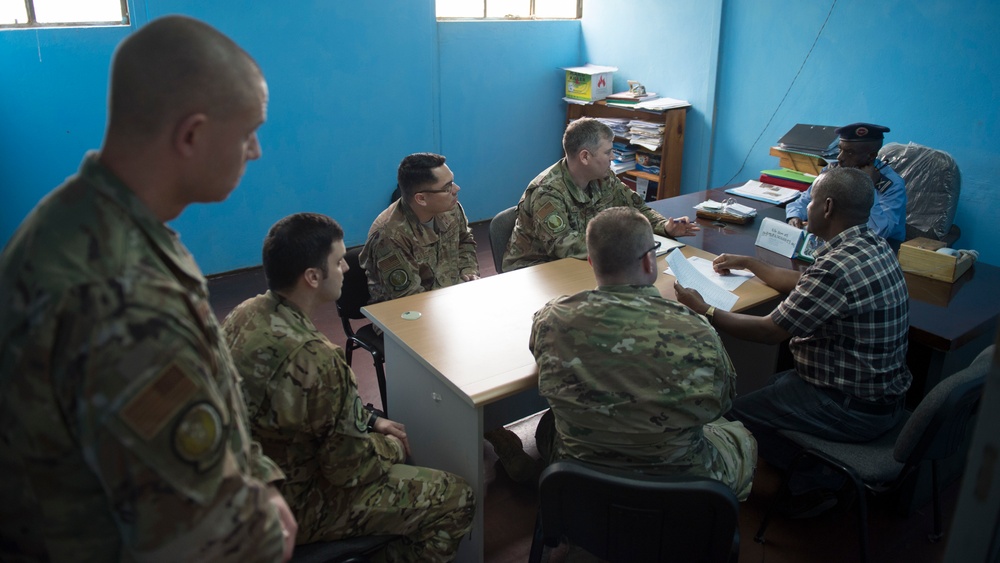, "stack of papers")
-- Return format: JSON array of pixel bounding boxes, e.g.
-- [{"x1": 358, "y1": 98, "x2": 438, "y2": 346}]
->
[
  {"x1": 628, "y1": 120, "x2": 665, "y2": 151},
  {"x1": 695, "y1": 199, "x2": 757, "y2": 219},
  {"x1": 666, "y1": 252, "x2": 751, "y2": 312},
  {"x1": 634, "y1": 97, "x2": 691, "y2": 112},
  {"x1": 725, "y1": 180, "x2": 802, "y2": 205}
]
